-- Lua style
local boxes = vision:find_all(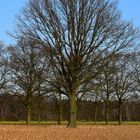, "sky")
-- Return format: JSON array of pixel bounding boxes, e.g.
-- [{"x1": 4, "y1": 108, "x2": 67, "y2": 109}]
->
[
  {"x1": 0, "y1": 0, "x2": 27, "y2": 45},
  {"x1": 0, "y1": 0, "x2": 140, "y2": 45}
]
